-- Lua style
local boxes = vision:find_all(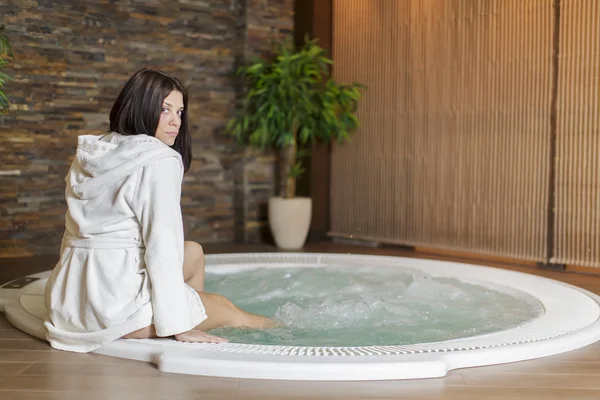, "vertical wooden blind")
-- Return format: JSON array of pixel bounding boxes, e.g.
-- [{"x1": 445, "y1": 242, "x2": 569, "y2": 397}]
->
[
  {"x1": 330, "y1": 0, "x2": 555, "y2": 262},
  {"x1": 553, "y1": 0, "x2": 600, "y2": 267}
]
